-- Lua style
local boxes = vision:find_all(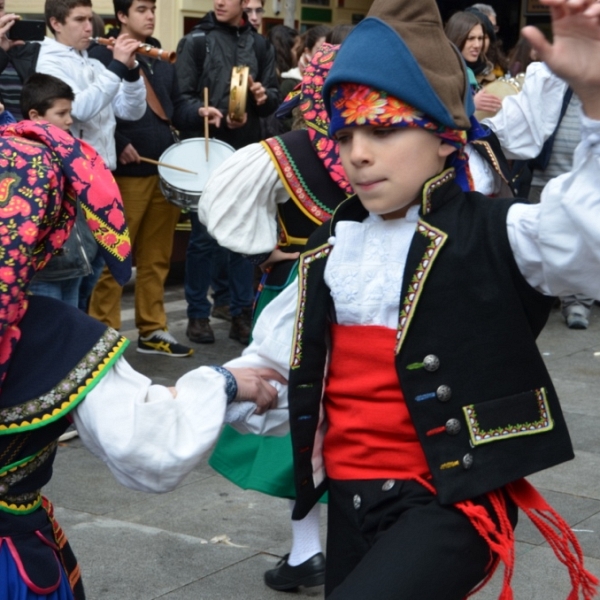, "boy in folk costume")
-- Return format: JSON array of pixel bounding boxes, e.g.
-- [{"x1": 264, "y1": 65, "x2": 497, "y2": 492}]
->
[{"x1": 222, "y1": 0, "x2": 600, "y2": 597}]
